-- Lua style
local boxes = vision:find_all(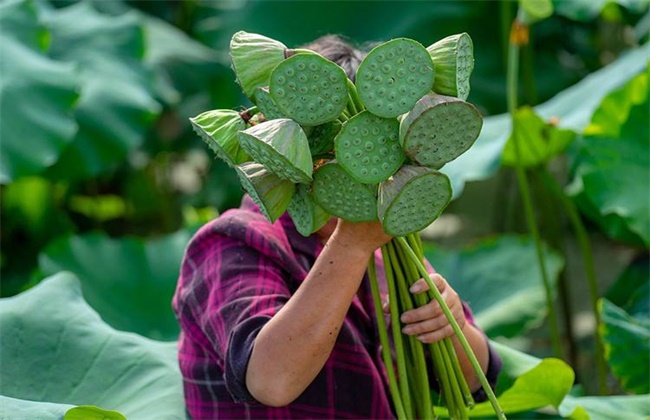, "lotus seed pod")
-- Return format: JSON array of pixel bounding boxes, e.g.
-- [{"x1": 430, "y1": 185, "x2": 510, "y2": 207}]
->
[
  {"x1": 235, "y1": 162, "x2": 296, "y2": 223},
  {"x1": 270, "y1": 52, "x2": 349, "y2": 126},
  {"x1": 400, "y1": 93, "x2": 482, "y2": 168},
  {"x1": 426, "y1": 33, "x2": 474, "y2": 100},
  {"x1": 189, "y1": 109, "x2": 251, "y2": 166},
  {"x1": 312, "y1": 161, "x2": 378, "y2": 222},
  {"x1": 287, "y1": 183, "x2": 332, "y2": 237},
  {"x1": 254, "y1": 87, "x2": 286, "y2": 120},
  {"x1": 334, "y1": 110, "x2": 404, "y2": 184},
  {"x1": 230, "y1": 31, "x2": 287, "y2": 99},
  {"x1": 378, "y1": 166, "x2": 452, "y2": 236},
  {"x1": 238, "y1": 118, "x2": 313, "y2": 184},
  {"x1": 307, "y1": 119, "x2": 341, "y2": 158},
  {"x1": 356, "y1": 38, "x2": 434, "y2": 118}
]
